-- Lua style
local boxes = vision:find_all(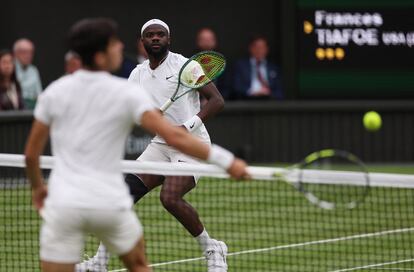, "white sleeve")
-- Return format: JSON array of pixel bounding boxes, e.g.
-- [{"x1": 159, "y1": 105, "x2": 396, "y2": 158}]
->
[
  {"x1": 128, "y1": 67, "x2": 139, "y2": 83},
  {"x1": 127, "y1": 85, "x2": 155, "y2": 125},
  {"x1": 34, "y1": 91, "x2": 53, "y2": 125}
]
